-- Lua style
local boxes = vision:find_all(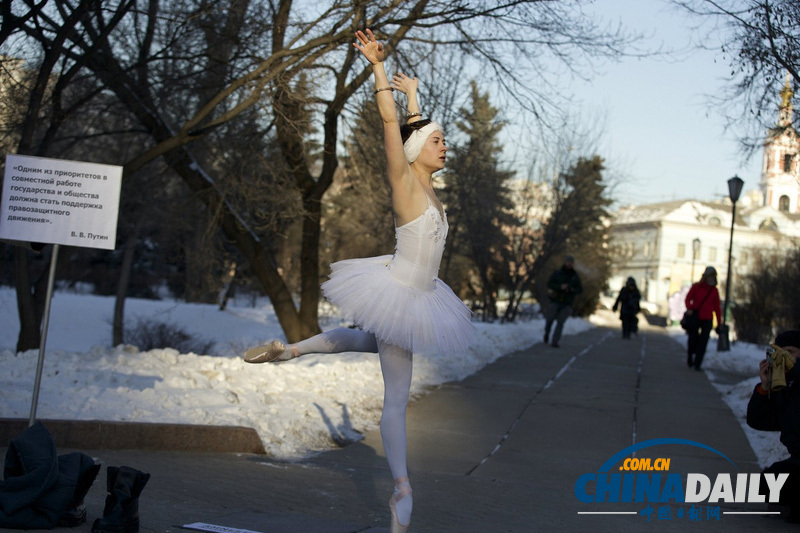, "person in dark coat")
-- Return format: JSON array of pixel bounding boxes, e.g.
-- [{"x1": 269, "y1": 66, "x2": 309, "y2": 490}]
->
[
  {"x1": 684, "y1": 266, "x2": 722, "y2": 370},
  {"x1": 613, "y1": 277, "x2": 641, "y2": 339},
  {"x1": 746, "y1": 330, "x2": 800, "y2": 521},
  {"x1": 543, "y1": 255, "x2": 582, "y2": 348}
]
